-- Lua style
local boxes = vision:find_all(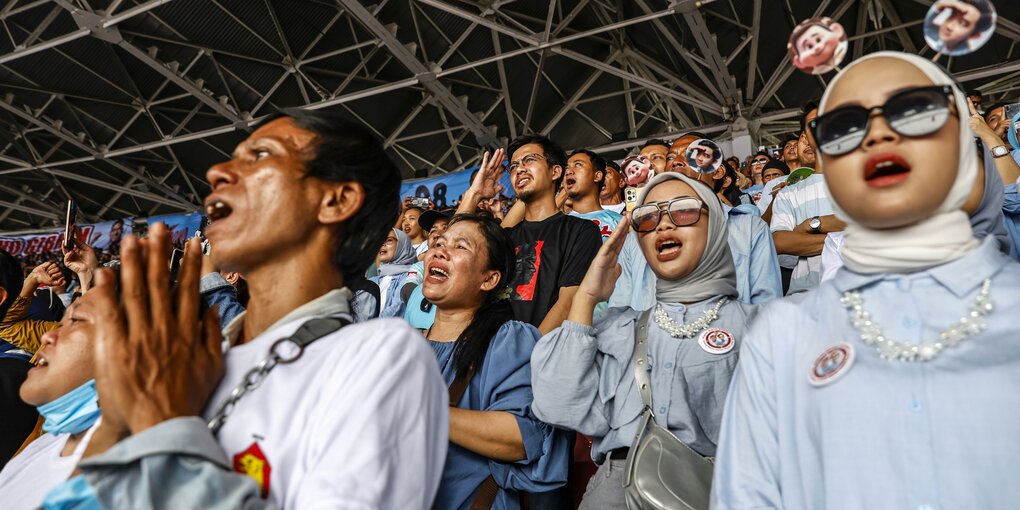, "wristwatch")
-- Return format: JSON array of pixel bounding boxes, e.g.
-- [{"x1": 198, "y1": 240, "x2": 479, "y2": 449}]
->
[
  {"x1": 991, "y1": 145, "x2": 1010, "y2": 158},
  {"x1": 809, "y1": 216, "x2": 822, "y2": 234}
]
